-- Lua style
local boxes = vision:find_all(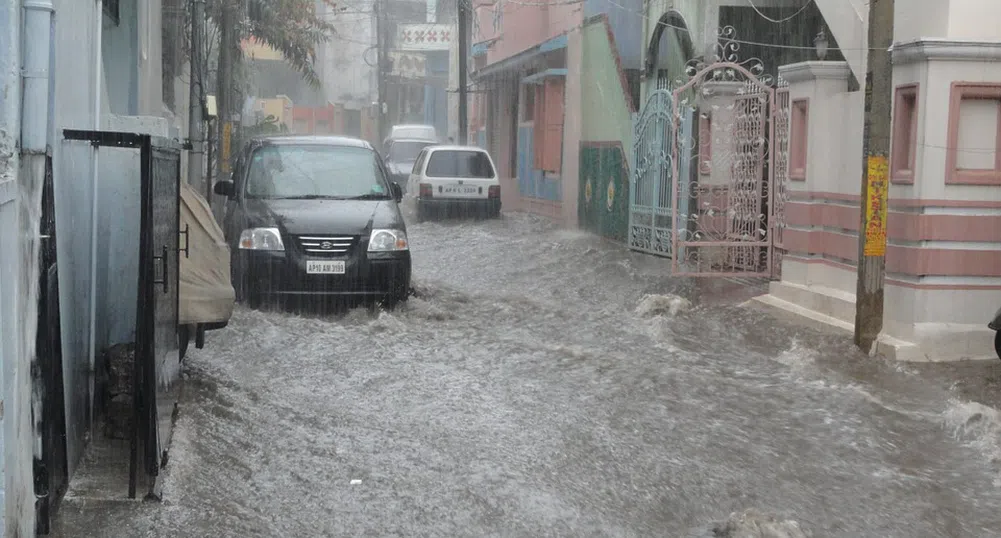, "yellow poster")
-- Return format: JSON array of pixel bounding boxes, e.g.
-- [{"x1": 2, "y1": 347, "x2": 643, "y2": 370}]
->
[
  {"x1": 863, "y1": 155, "x2": 889, "y2": 257},
  {"x1": 221, "y1": 122, "x2": 233, "y2": 173}
]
